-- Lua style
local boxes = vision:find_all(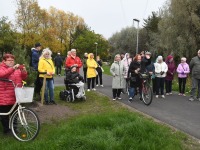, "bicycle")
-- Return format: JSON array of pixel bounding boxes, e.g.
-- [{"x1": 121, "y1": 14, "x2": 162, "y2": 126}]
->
[
  {"x1": 0, "y1": 78, "x2": 40, "y2": 142},
  {"x1": 138, "y1": 73, "x2": 153, "y2": 106}
]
